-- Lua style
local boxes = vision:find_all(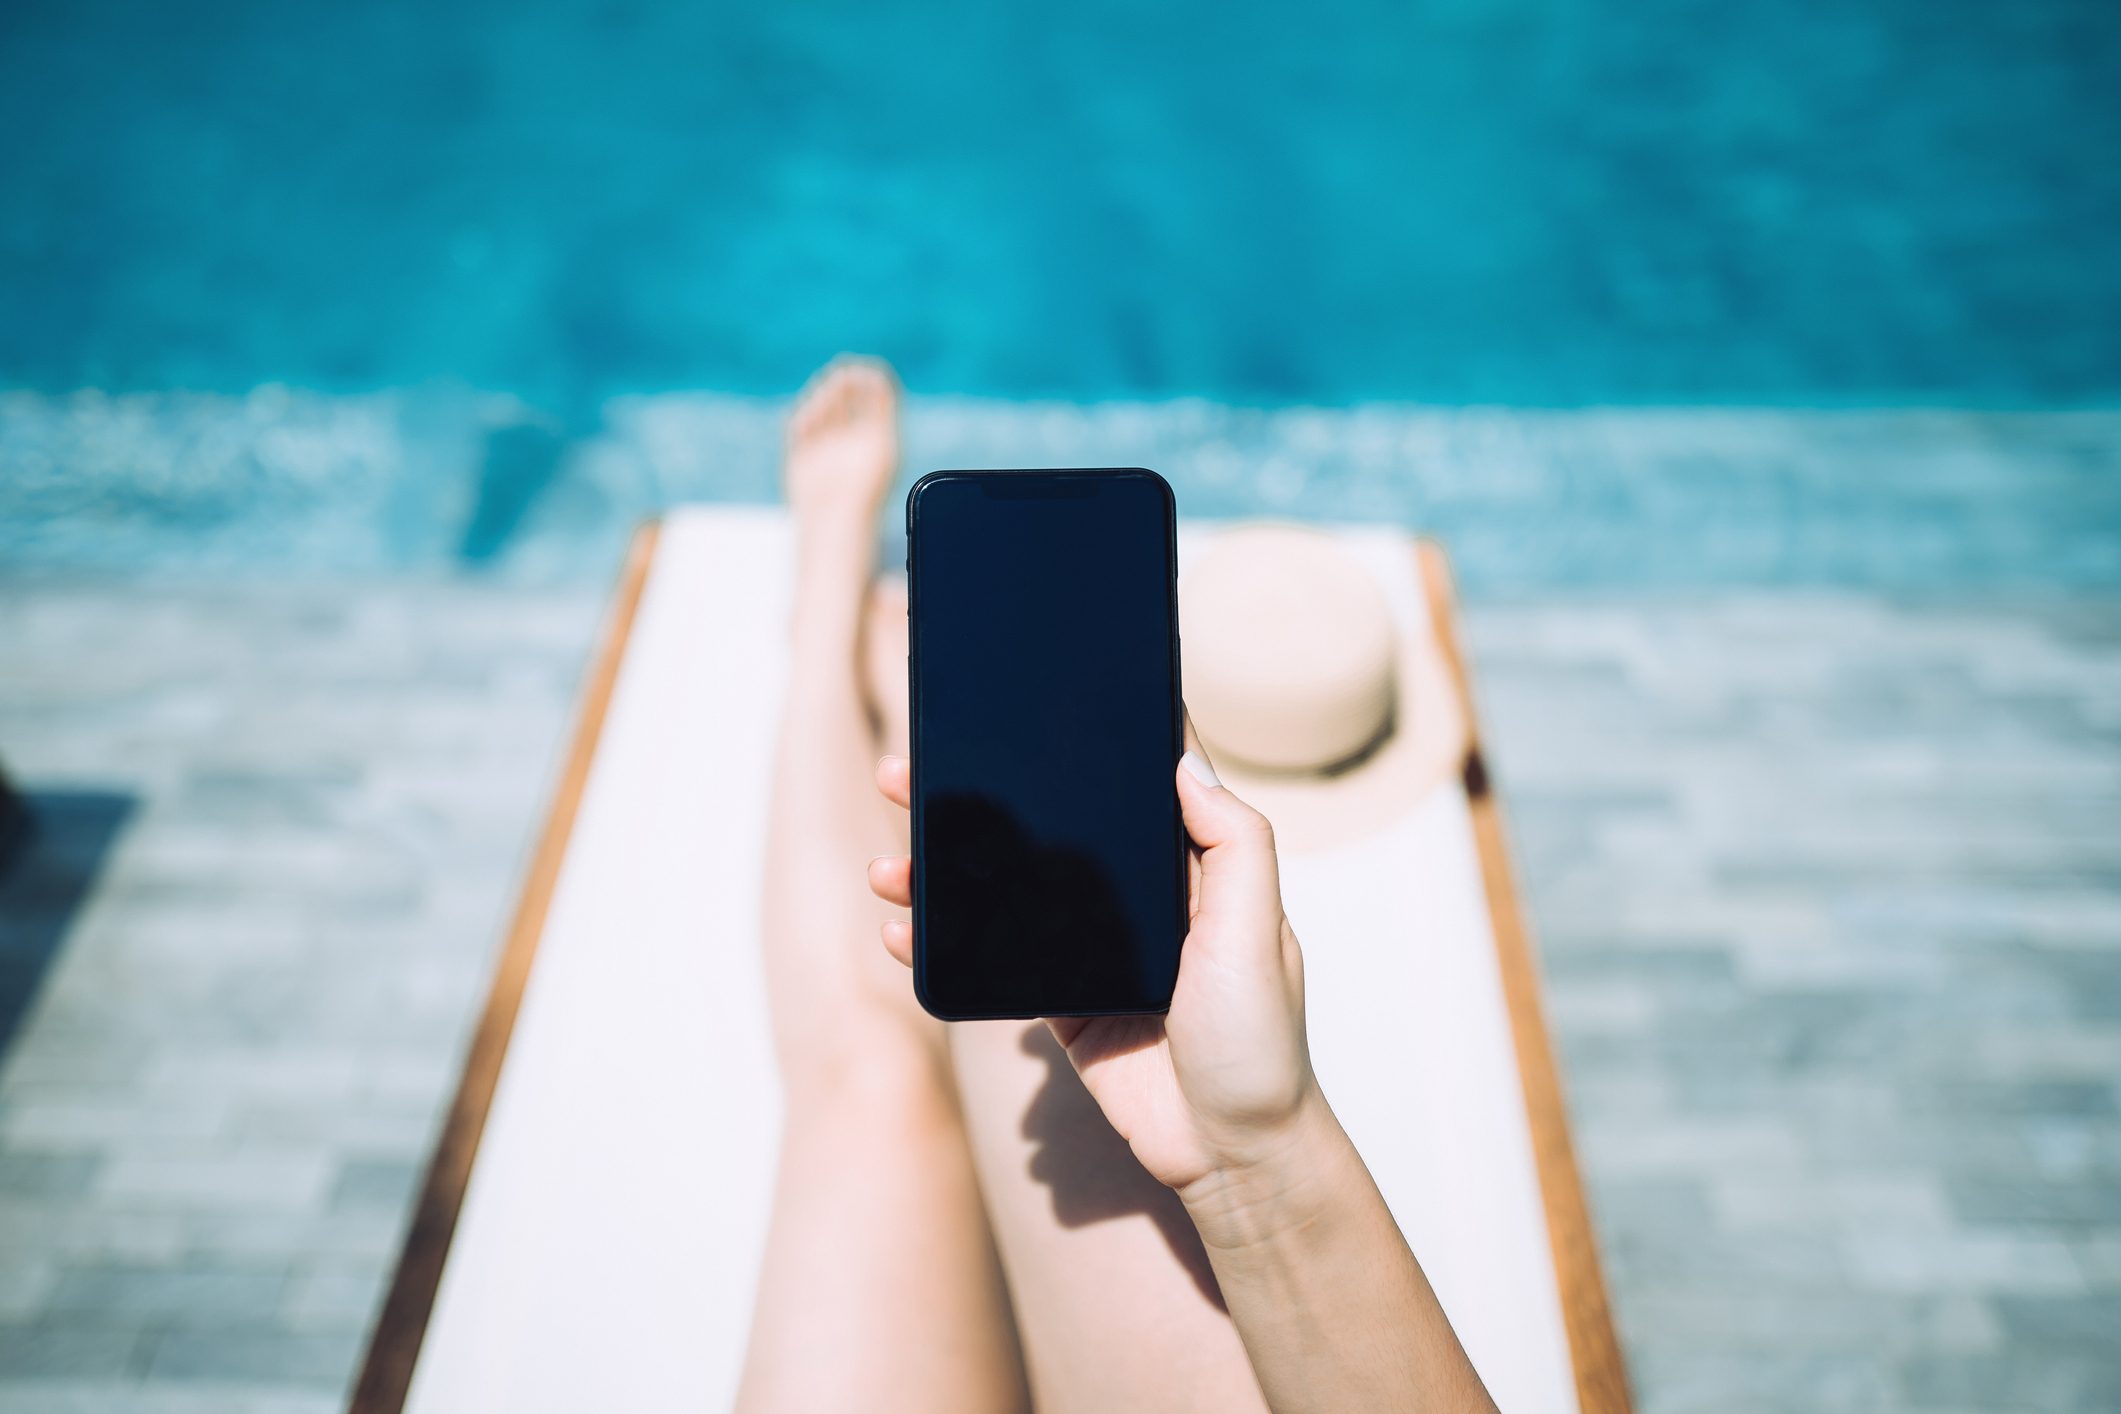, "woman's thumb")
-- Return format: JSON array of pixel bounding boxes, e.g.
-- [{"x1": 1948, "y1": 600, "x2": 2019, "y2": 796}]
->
[{"x1": 1176, "y1": 751, "x2": 1284, "y2": 927}]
